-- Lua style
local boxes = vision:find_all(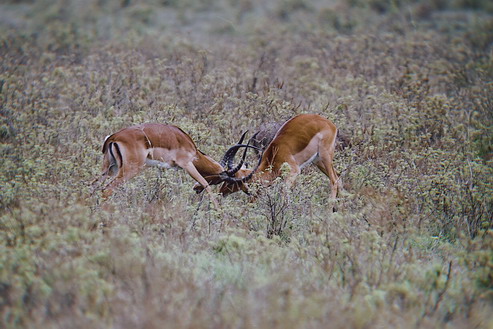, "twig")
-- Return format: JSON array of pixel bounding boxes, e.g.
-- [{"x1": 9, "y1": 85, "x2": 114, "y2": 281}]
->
[
  {"x1": 189, "y1": 192, "x2": 205, "y2": 230},
  {"x1": 431, "y1": 261, "x2": 453, "y2": 314}
]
